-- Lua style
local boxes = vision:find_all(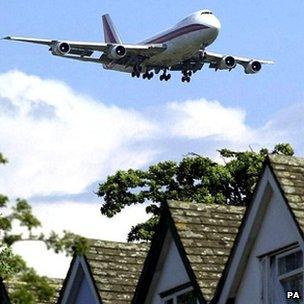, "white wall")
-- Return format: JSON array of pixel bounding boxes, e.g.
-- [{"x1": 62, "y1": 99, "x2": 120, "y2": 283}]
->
[
  {"x1": 74, "y1": 274, "x2": 99, "y2": 304},
  {"x1": 235, "y1": 182, "x2": 303, "y2": 304},
  {"x1": 60, "y1": 257, "x2": 100, "y2": 304},
  {"x1": 149, "y1": 230, "x2": 191, "y2": 304}
]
